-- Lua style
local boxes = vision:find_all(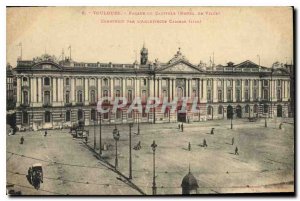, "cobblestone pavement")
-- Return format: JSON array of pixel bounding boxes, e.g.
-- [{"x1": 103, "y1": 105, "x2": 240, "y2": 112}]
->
[{"x1": 7, "y1": 118, "x2": 294, "y2": 195}]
